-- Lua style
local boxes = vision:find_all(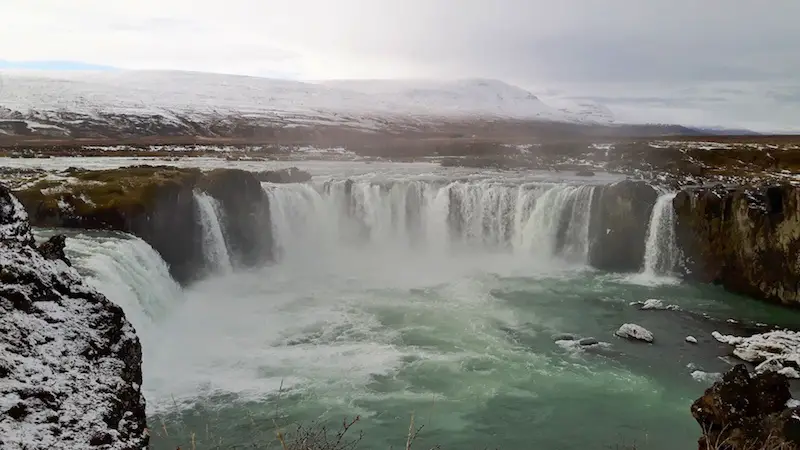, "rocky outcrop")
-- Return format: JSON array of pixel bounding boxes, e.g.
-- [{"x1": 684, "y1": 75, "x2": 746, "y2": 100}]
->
[
  {"x1": 37, "y1": 234, "x2": 71, "y2": 266},
  {"x1": 674, "y1": 184, "x2": 800, "y2": 305},
  {"x1": 692, "y1": 364, "x2": 800, "y2": 450},
  {"x1": 197, "y1": 169, "x2": 273, "y2": 268},
  {"x1": 588, "y1": 180, "x2": 658, "y2": 272},
  {"x1": 13, "y1": 166, "x2": 273, "y2": 285},
  {"x1": 0, "y1": 185, "x2": 148, "y2": 449}
]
